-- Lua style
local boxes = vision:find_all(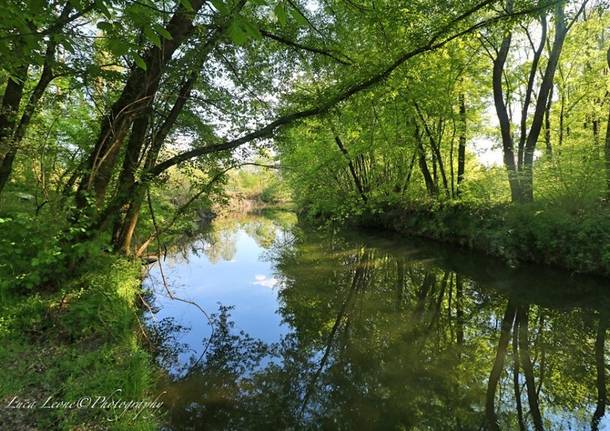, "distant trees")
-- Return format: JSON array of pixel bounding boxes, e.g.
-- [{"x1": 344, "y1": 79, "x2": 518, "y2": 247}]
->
[
  {"x1": 489, "y1": 0, "x2": 585, "y2": 202},
  {"x1": 62, "y1": 0, "x2": 523, "y2": 253},
  {"x1": 281, "y1": 0, "x2": 607, "y2": 214}
]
